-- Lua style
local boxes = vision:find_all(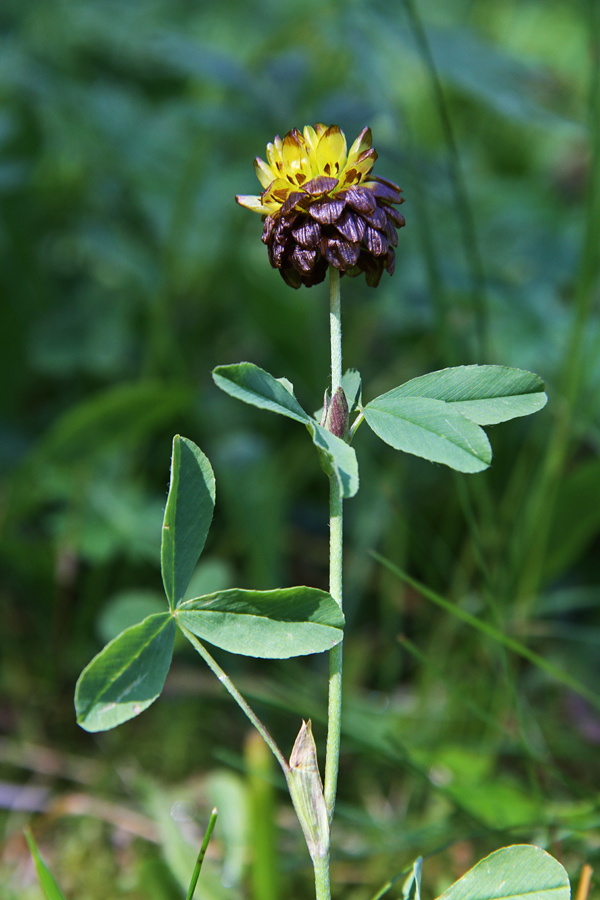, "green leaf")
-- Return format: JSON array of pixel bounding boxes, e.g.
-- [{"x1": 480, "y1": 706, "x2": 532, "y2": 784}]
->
[
  {"x1": 435, "y1": 845, "x2": 570, "y2": 900},
  {"x1": 177, "y1": 587, "x2": 344, "y2": 658},
  {"x1": 212, "y1": 363, "x2": 358, "y2": 497},
  {"x1": 384, "y1": 365, "x2": 547, "y2": 425},
  {"x1": 403, "y1": 858, "x2": 423, "y2": 900},
  {"x1": 213, "y1": 363, "x2": 311, "y2": 423},
  {"x1": 75, "y1": 613, "x2": 175, "y2": 732},
  {"x1": 363, "y1": 396, "x2": 491, "y2": 473},
  {"x1": 161, "y1": 436, "x2": 216, "y2": 609},
  {"x1": 24, "y1": 828, "x2": 68, "y2": 900},
  {"x1": 307, "y1": 421, "x2": 360, "y2": 498},
  {"x1": 342, "y1": 368, "x2": 362, "y2": 416}
]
